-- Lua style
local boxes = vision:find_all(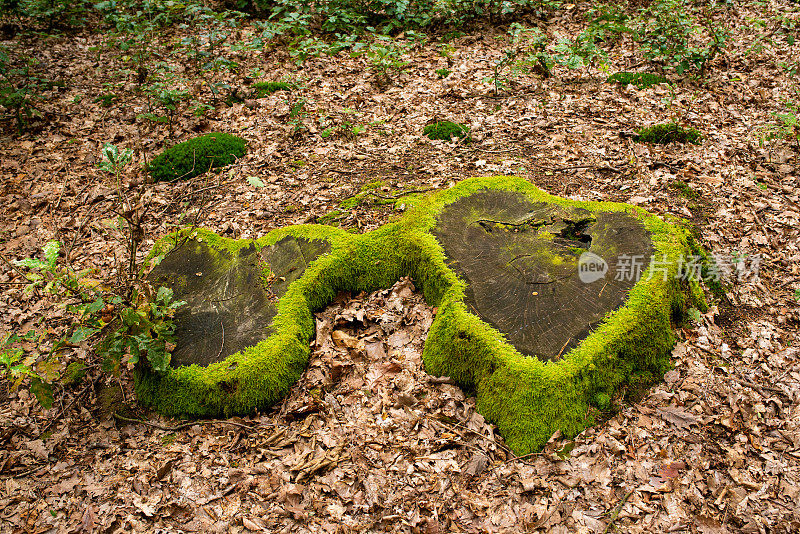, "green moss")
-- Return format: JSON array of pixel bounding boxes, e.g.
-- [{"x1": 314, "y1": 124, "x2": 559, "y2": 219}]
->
[
  {"x1": 607, "y1": 71, "x2": 670, "y2": 89},
  {"x1": 424, "y1": 121, "x2": 470, "y2": 142},
  {"x1": 669, "y1": 180, "x2": 699, "y2": 199},
  {"x1": 253, "y1": 81, "x2": 291, "y2": 98},
  {"x1": 318, "y1": 209, "x2": 347, "y2": 226},
  {"x1": 62, "y1": 362, "x2": 87, "y2": 386},
  {"x1": 593, "y1": 392, "x2": 611, "y2": 411},
  {"x1": 635, "y1": 123, "x2": 701, "y2": 145},
  {"x1": 138, "y1": 176, "x2": 704, "y2": 455},
  {"x1": 147, "y1": 133, "x2": 247, "y2": 182}
]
